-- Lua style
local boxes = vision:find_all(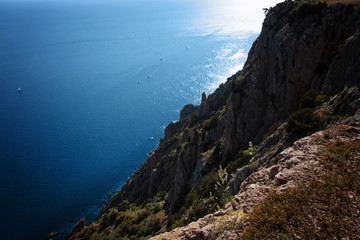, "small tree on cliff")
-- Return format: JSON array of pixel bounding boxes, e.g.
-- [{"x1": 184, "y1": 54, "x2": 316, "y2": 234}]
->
[{"x1": 212, "y1": 165, "x2": 231, "y2": 209}]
